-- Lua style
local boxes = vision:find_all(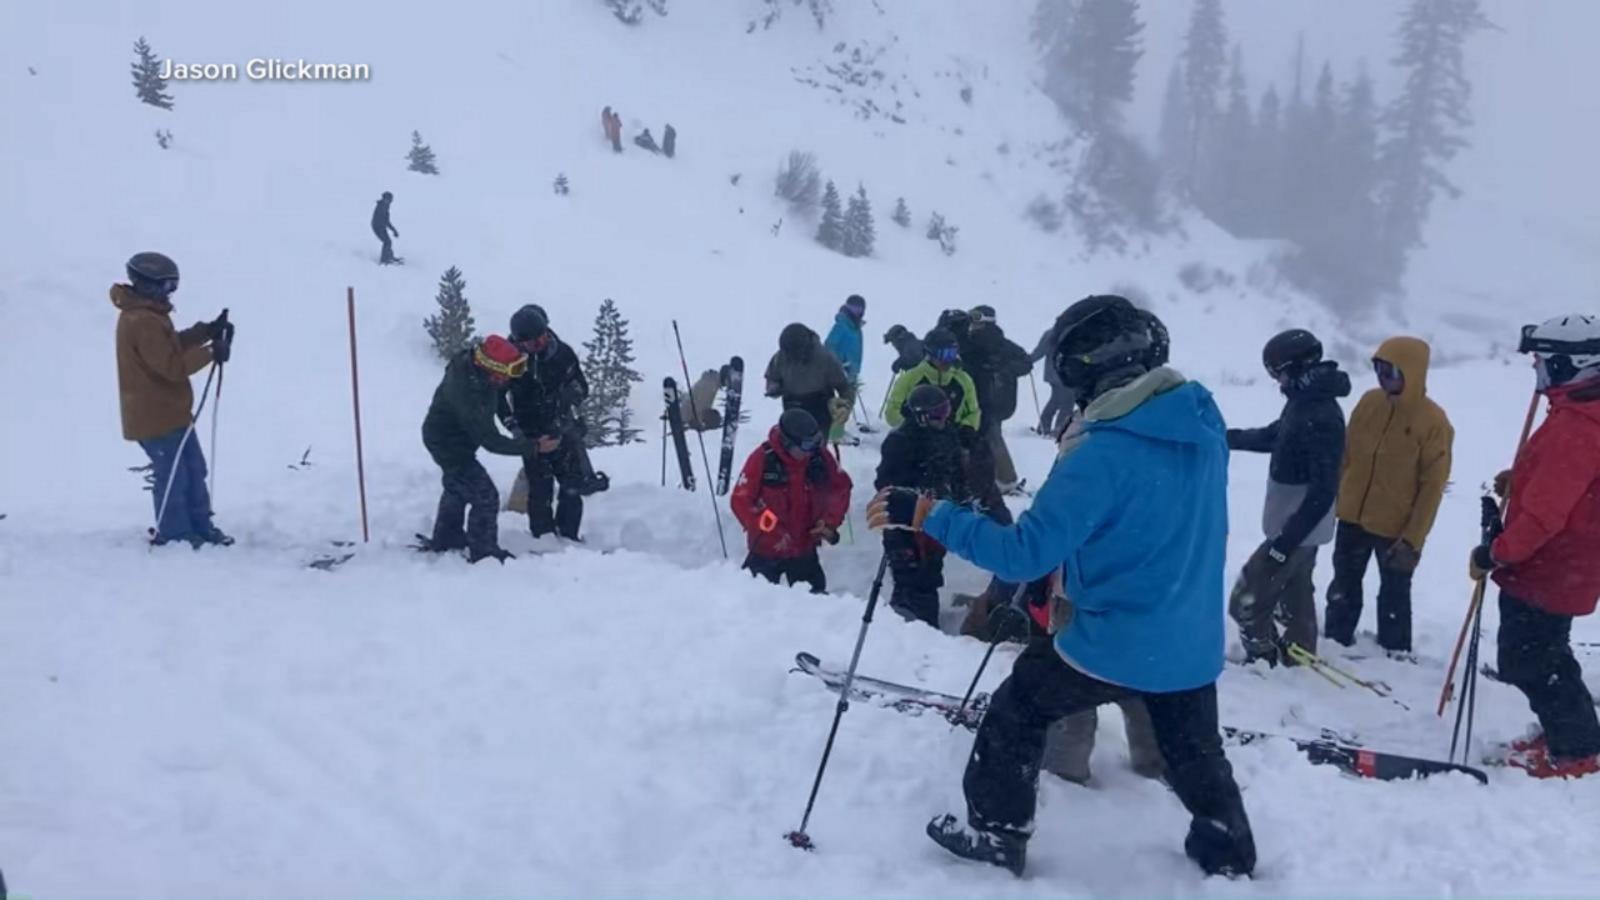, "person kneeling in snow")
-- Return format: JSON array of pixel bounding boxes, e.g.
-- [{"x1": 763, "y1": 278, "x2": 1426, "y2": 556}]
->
[
  {"x1": 1471, "y1": 314, "x2": 1600, "y2": 779},
  {"x1": 421, "y1": 336, "x2": 539, "y2": 563},
  {"x1": 730, "y1": 409, "x2": 852, "y2": 594},
  {"x1": 868, "y1": 295, "x2": 1254, "y2": 879}
]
